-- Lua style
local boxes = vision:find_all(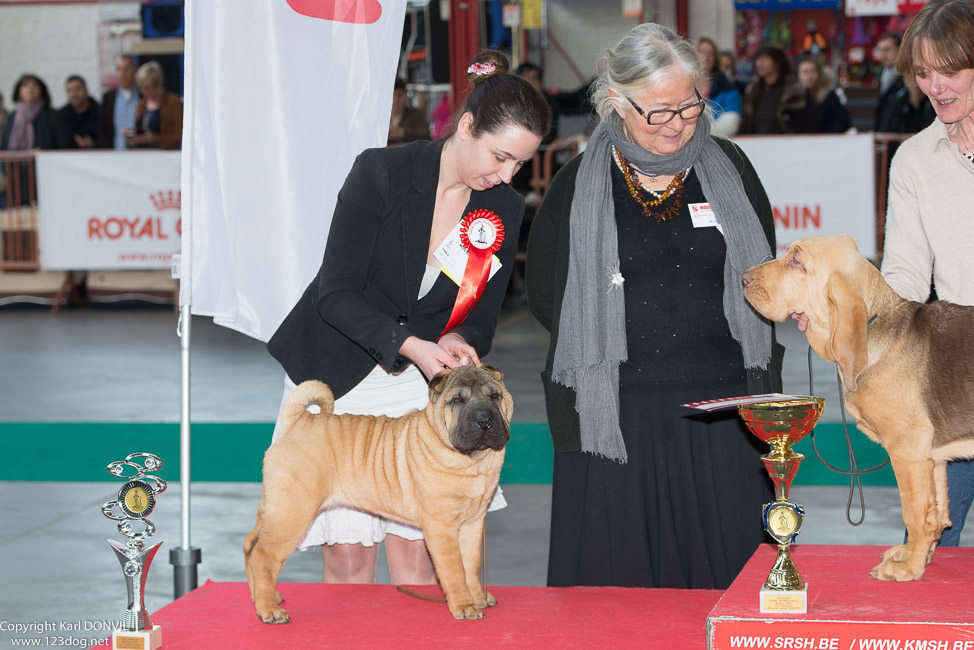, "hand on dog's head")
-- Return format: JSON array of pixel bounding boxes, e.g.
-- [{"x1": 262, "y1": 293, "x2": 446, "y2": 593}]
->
[{"x1": 429, "y1": 363, "x2": 503, "y2": 394}]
